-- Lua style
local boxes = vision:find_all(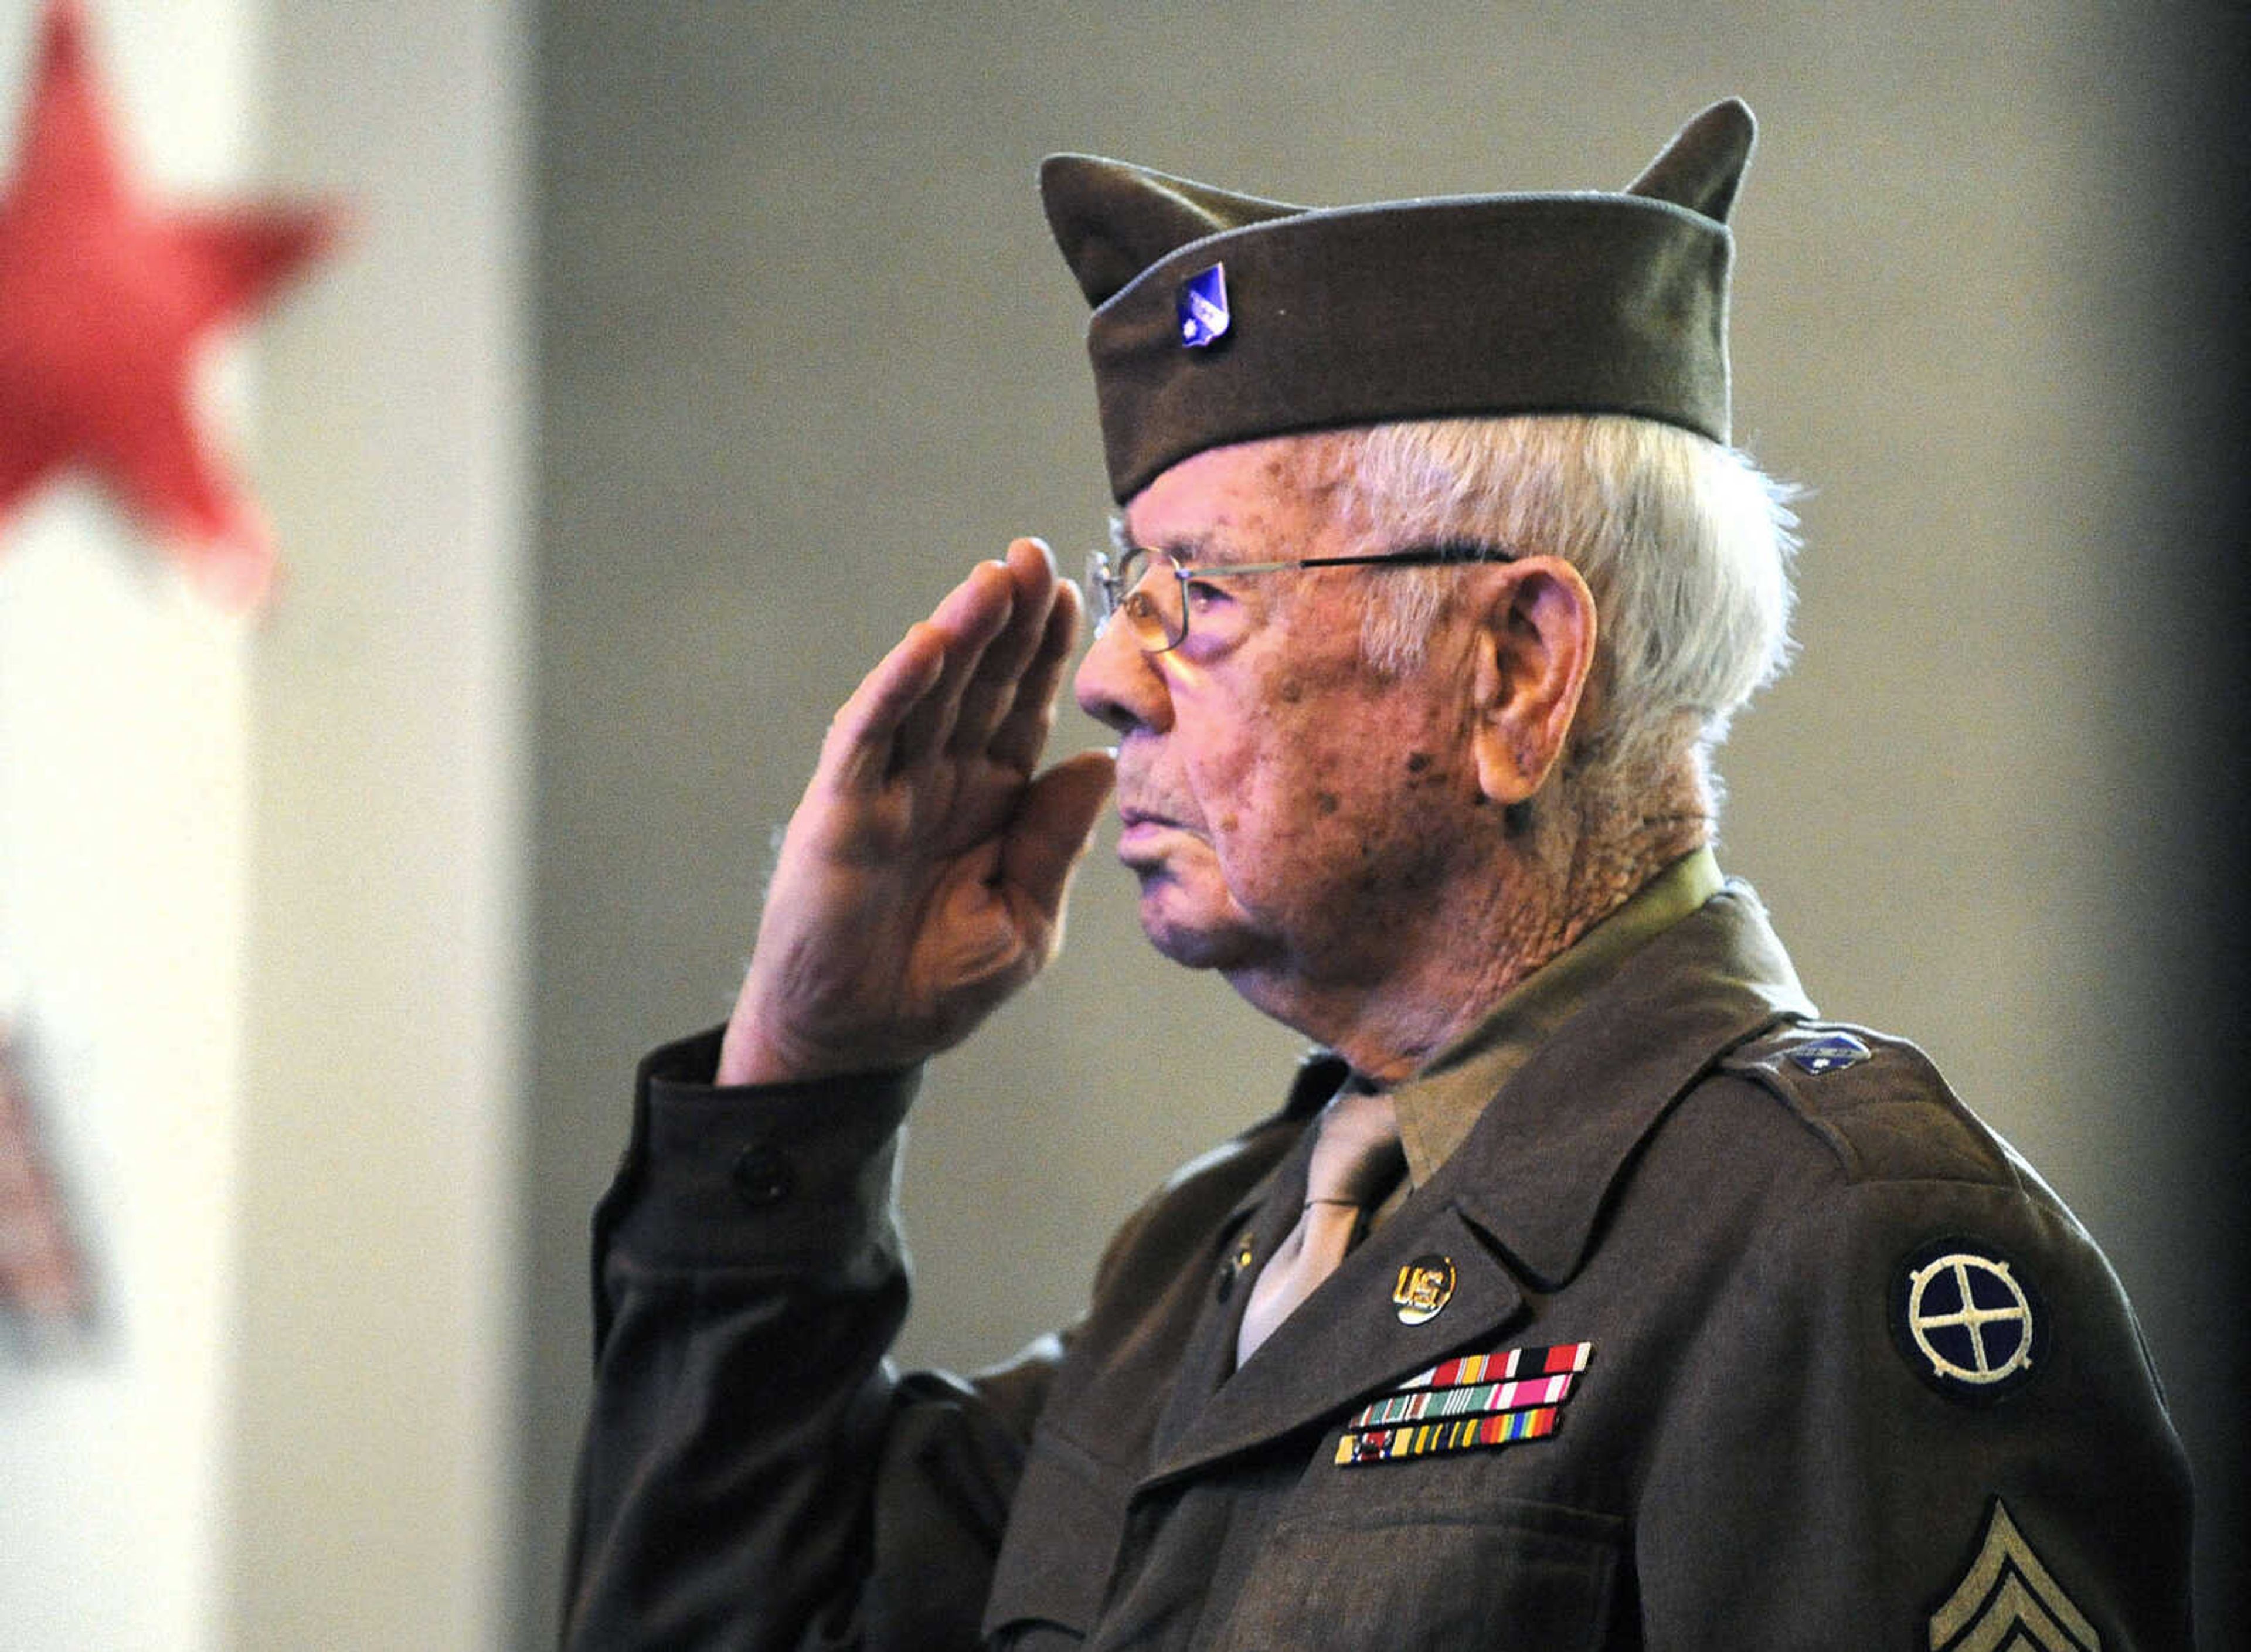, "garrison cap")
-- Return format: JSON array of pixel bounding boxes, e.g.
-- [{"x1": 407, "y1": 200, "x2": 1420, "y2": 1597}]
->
[{"x1": 1041, "y1": 99, "x2": 1754, "y2": 503}]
